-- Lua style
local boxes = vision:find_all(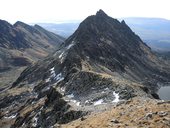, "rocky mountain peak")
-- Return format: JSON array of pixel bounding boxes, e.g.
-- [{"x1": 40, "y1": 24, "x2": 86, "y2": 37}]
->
[
  {"x1": 13, "y1": 21, "x2": 27, "y2": 27},
  {"x1": 0, "y1": 20, "x2": 14, "y2": 36},
  {"x1": 121, "y1": 20, "x2": 126, "y2": 24},
  {"x1": 96, "y1": 9, "x2": 108, "y2": 17},
  {"x1": 0, "y1": 19, "x2": 13, "y2": 28},
  {"x1": 65, "y1": 10, "x2": 144, "y2": 60},
  {"x1": 14, "y1": 21, "x2": 40, "y2": 35}
]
